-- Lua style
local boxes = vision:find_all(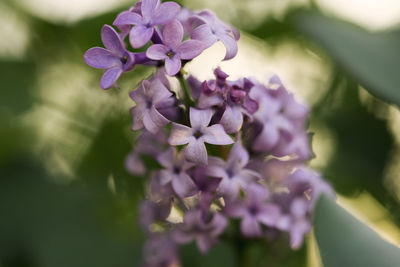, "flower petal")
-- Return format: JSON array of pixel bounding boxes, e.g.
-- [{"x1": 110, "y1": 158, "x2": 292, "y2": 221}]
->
[
  {"x1": 100, "y1": 67, "x2": 122, "y2": 89},
  {"x1": 191, "y1": 24, "x2": 217, "y2": 48},
  {"x1": 220, "y1": 105, "x2": 243, "y2": 134},
  {"x1": 165, "y1": 55, "x2": 181, "y2": 76},
  {"x1": 224, "y1": 201, "x2": 246, "y2": 217},
  {"x1": 157, "y1": 148, "x2": 175, "y2": 169},
  {"x1": 101, "y1": 25, "x2": 125, "y2": 56},
  {"x1": 152, "y1": 2, "x2": 181, "y2": 25},
  {"x1": 184, "y1": 139, "x2": 208, "y2": 165},
  {"x1": 131, "y1": 105, "x2": 145, "y2": 131},
  {"x1": 227, "y1": 140, "x2": 249, "y2": 169},
  {"x1": 162, "y1": 19, "x2": 184, "y2": 49},
  {"x1": 141, "y1": 0, "x2": 160, "y2": 19},
  {"x1": 290, "y1": 219, "x2": 310, "y2": 249},
  {"x1": 169, "y1": 123, "x2": 193, "y2": 146},
  {"x1": 257, "y1": 204, "x2": 280, "y2": 227},
  {"x1": 253, "y1": 126, "x2": 280, "y2": 152},
  {"x1": 218, "y1": 33, "x2": 238, "y2": 60},
  {"x1": 84, "y1": 47, "x2": 120, "y2": 69},
  {"x1": 172, "y1": 173, "x2": 196, "y2": 198},
  {"x1": 176, "y1": 40, "x2": 205, "y2": 60},
  {"x1": 113, "y1": 11, "x2": 142, "y2": 26},
  {"x1": 202, "y1": 124, "x2": 233, "y2": 145},
  {"x1": 241, "y1": 216, "x2": 262, "y2": 237},
  {"x1": 218, "y1": 178, "x2": 240, "y2": 199},
  {"x1": 143, "y1": 105, "x2": 170, "y2": 133},
  {"x1": 196, "y1": 235, "x2": 215, "y2": 254},
  {"x1": 189, "y1": 107, "x2": 213, "y2": 128},
  {"x1": 130, "y1": 25, "x2": 154, "y2": 48},
  {"x1": 146, "y1": 44, "x2": 169, "y2": 60},
  {"x1": 149, "y1": 78, "x2": 173, "y2": 104},
  {"x1": 245, "y1": 183, "x2": 268, "y2": 203}
]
